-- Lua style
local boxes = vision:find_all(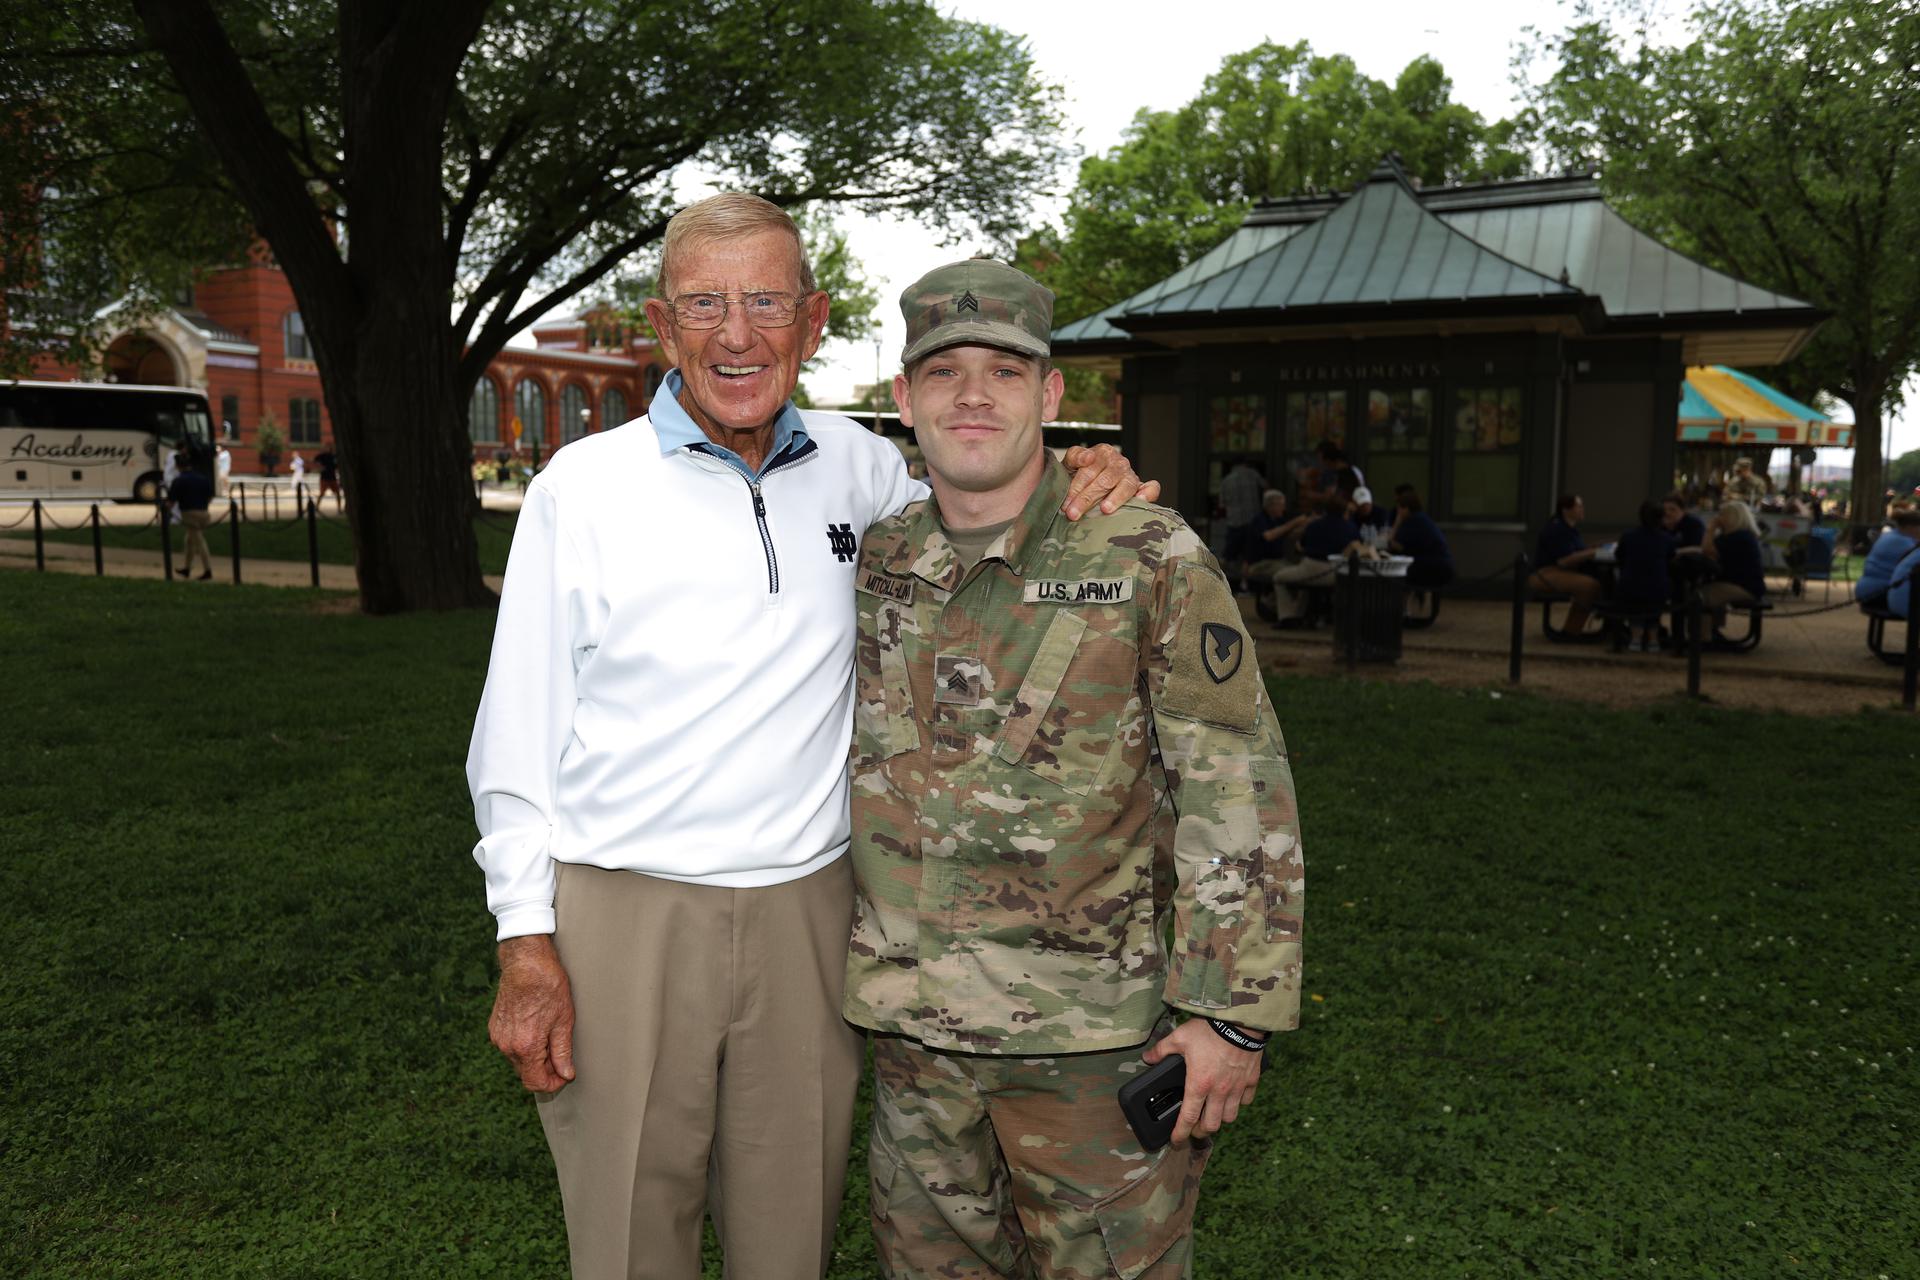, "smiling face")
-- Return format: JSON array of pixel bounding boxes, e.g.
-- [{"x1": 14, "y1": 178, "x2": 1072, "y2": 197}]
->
[
  {"x1": 643, "y1": 229, "x2": 828, "y2": 440},
  {"x1": 895, "y1": 344, "x2": 1064, "y2": 518}
]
